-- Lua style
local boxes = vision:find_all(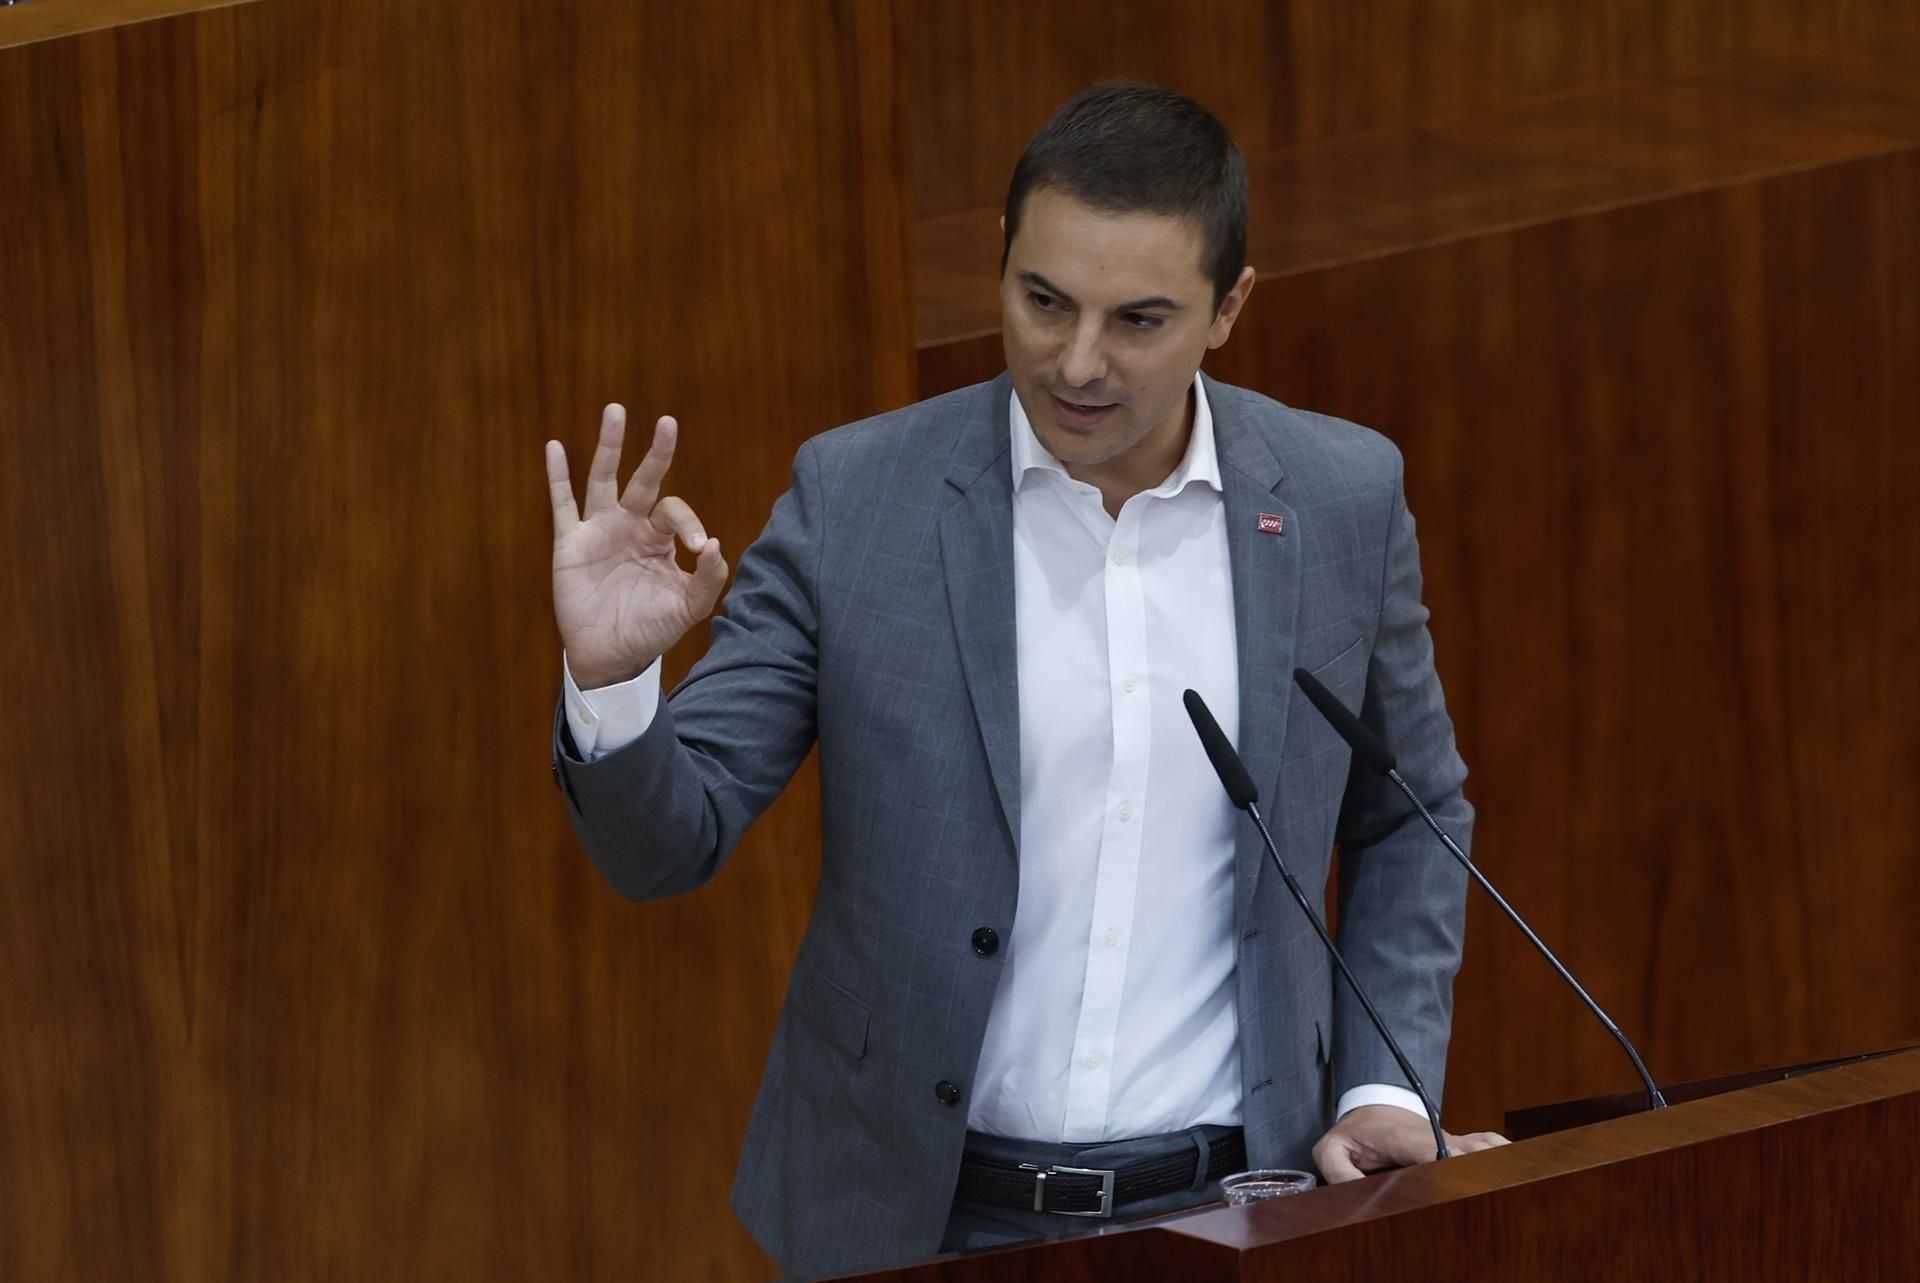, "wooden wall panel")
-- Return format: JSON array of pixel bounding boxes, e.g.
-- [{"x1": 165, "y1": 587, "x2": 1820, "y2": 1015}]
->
[
  {"x1": 0, "y1": 0, "x2": 911, "y2": 1279},
  {"x1": 913, "y1": 31, "x2": 1920, "y2": 365},
  {"x1": 907, "y1": 0, "x2": 1920, "y2": 217},
  {"x1": 907, "y1": 0, "x2": 1275, "y2": 218},
  {"x1": 907, "y1": 14, "x2": 1920, "y2": 1132},
  {"x1": 1195, "y1": 146, "x2": 1920, "y2": 1129}
]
